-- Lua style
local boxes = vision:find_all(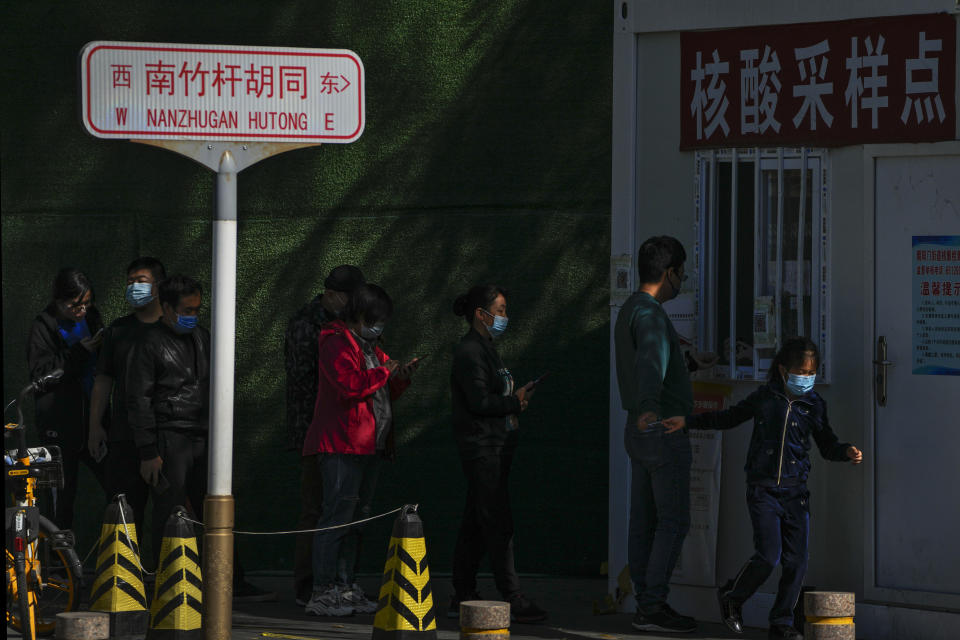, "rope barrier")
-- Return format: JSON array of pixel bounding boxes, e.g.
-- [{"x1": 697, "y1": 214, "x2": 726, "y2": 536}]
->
[{"x1": 174, "y1": 503, "x2": 416, "y2": 536}]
